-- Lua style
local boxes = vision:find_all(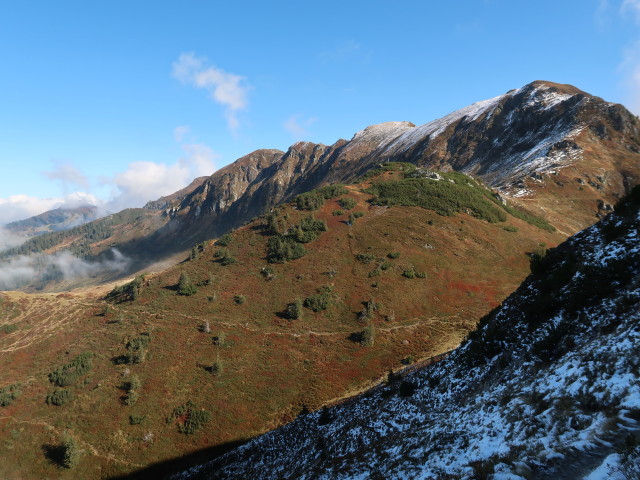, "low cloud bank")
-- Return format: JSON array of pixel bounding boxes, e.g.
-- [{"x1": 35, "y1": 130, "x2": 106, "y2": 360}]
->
[
  {"x1": 0, "y1": 228, "x2": 28, "y2": 252},
  {"x1": 0, "y1": 249, "x2": 130, "y2": 291}
]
